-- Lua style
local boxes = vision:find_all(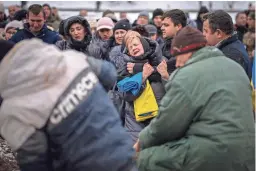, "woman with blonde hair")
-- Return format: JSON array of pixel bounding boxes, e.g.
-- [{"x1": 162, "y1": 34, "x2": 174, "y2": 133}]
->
[{"x1": 119, "y1": 30, "x2": 165, "y2": 142}]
